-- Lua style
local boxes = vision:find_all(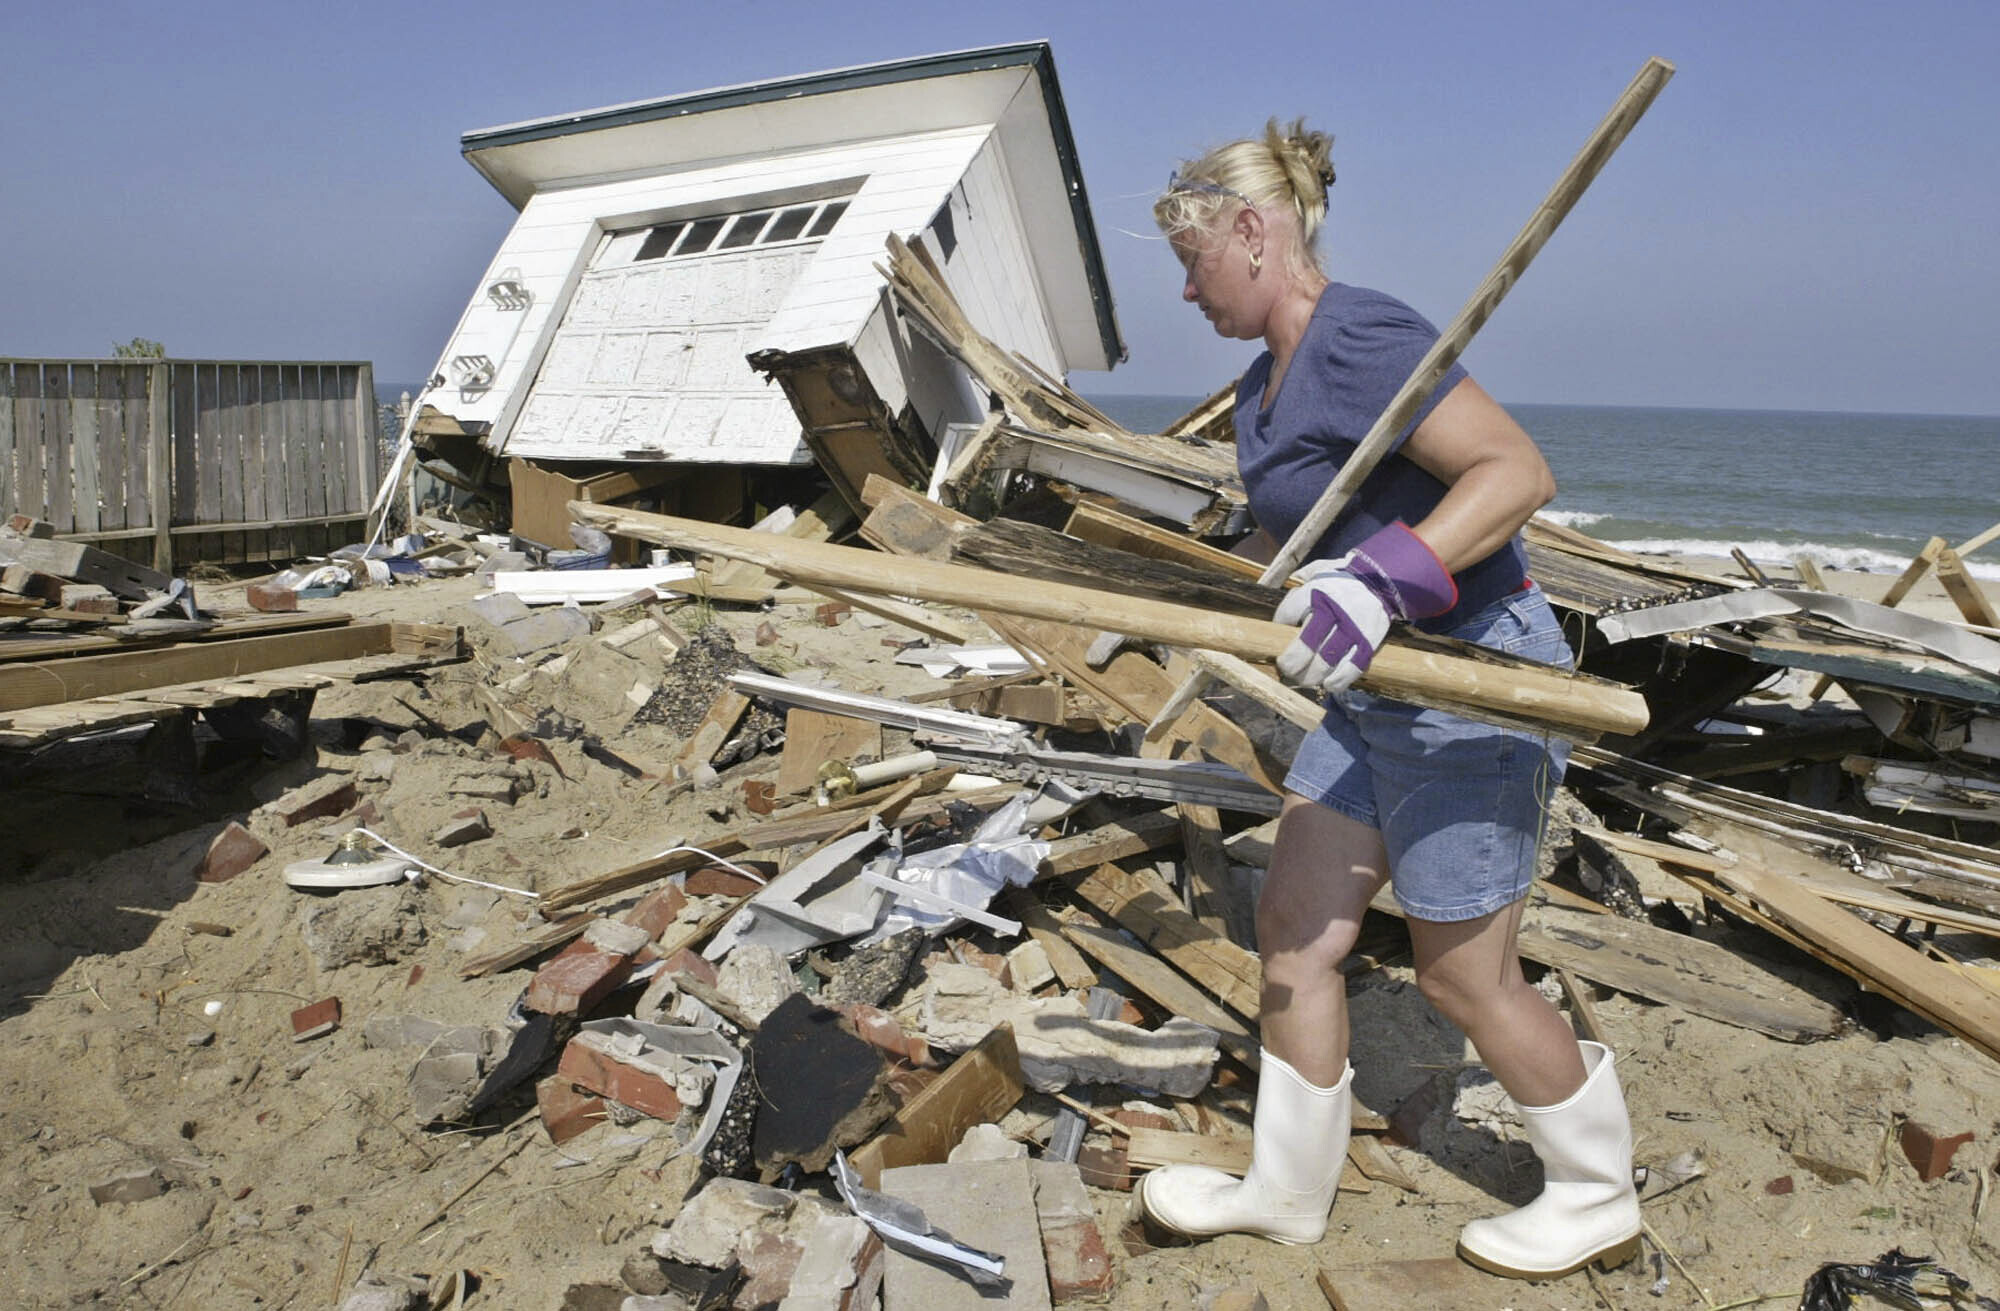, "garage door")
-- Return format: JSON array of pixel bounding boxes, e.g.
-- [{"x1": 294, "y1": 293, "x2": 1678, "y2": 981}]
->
[{"x1": 506, "y1": 198, "x2": 848, "y2": 463}]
